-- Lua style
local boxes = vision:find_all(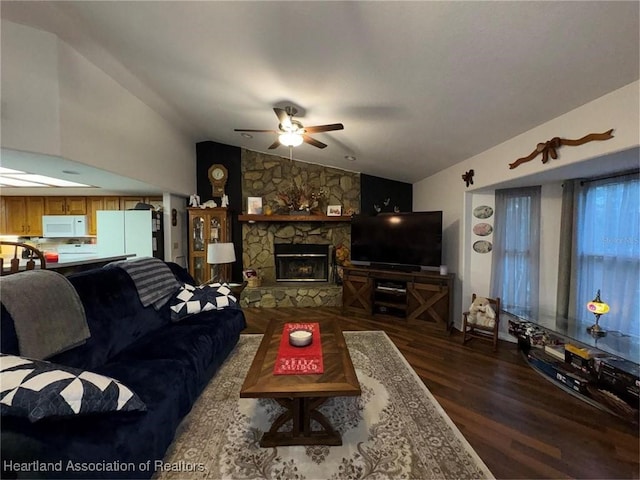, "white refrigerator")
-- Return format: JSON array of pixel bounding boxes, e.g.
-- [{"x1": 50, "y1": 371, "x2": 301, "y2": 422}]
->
[{"x1": 97, "y1": 210, "x2": 162, "y2": 260}]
